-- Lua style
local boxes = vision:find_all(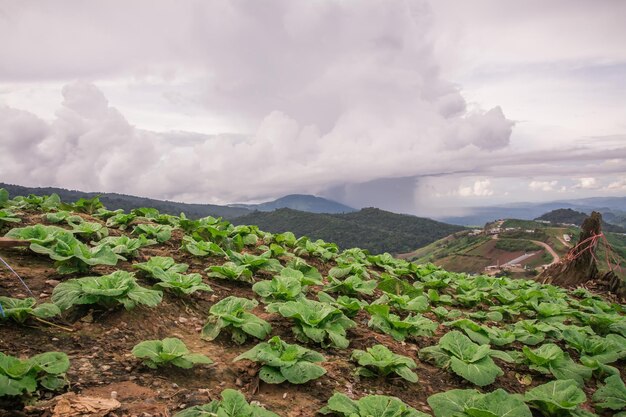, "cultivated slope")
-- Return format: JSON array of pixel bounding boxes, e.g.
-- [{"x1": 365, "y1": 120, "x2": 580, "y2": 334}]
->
[{"x1": 0, "y1": 191, "x2": 624, "y2": 416}]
